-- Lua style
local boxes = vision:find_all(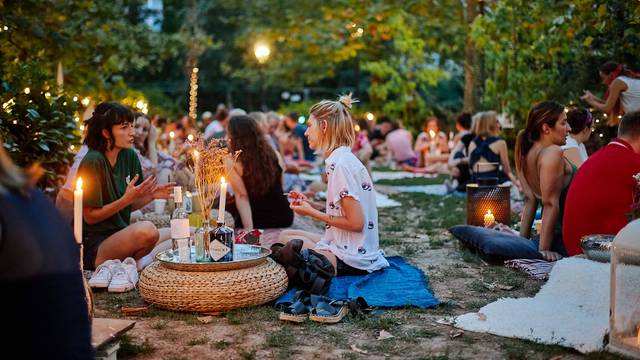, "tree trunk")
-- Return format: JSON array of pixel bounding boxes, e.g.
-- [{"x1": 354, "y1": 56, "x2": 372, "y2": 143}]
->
[{"x1": 463, "y1": 0, "x2": 478, "y2": 113}]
